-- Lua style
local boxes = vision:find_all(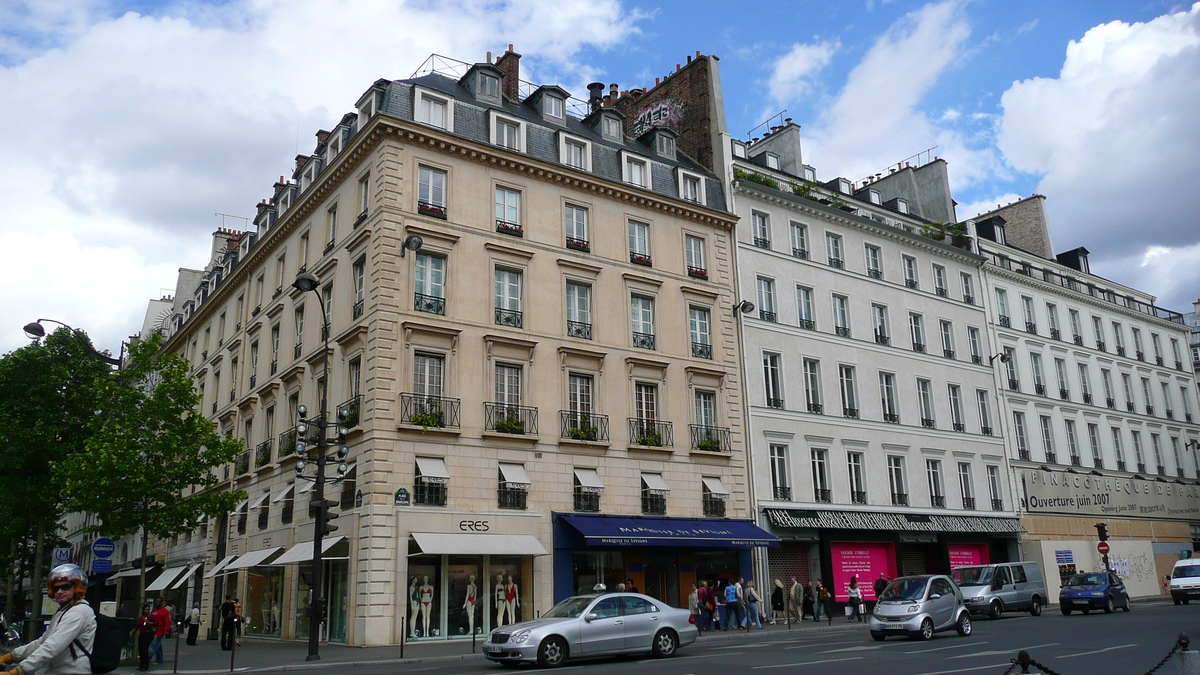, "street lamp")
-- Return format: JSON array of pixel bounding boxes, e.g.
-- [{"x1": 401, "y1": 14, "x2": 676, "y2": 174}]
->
[
  {"x1": 23, "y1": 319, "x2": 122, "y2": 366},
  {"x1": 291, "y1": 271, "x2": 350, "y2": 661}
]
